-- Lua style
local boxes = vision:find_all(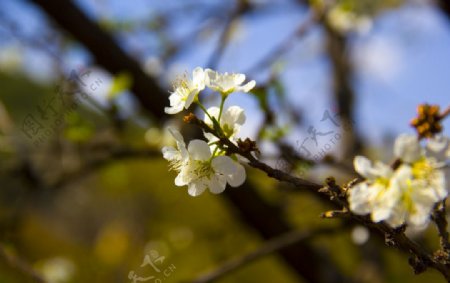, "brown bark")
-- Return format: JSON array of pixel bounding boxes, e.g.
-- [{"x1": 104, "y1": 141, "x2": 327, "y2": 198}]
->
[{"x1": 29, "y1": 0, "x2": 167, "y2": 121}]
